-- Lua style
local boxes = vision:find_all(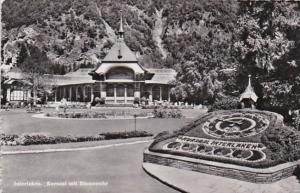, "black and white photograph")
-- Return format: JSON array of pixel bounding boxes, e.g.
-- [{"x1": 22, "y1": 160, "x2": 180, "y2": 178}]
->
[{"x1": 1, "y1": 0, "x2": 300, "y2": 193}]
